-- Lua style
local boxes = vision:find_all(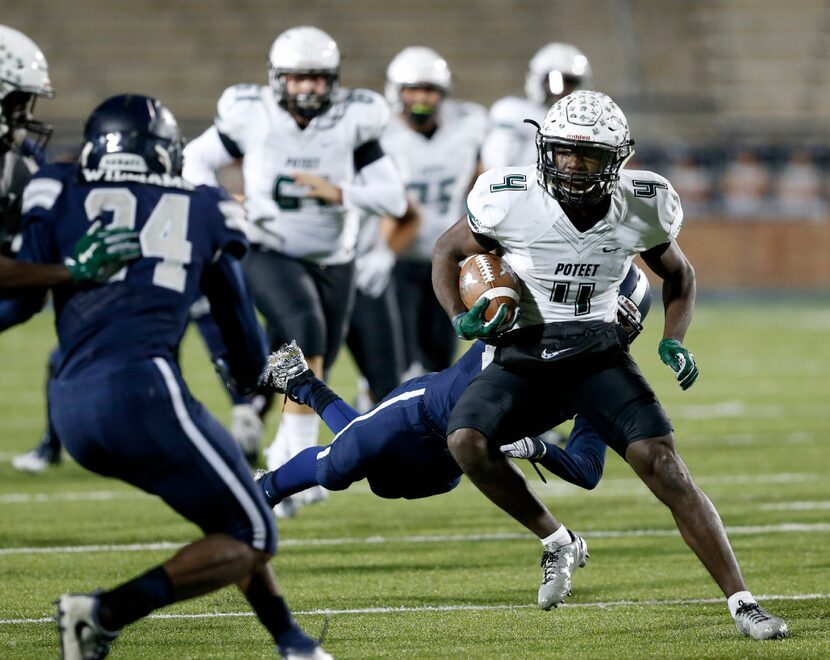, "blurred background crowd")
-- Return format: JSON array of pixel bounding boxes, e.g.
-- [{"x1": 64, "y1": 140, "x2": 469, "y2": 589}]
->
[{"x1": 7, "y1": 0, "x2": 830, "y2": 287}]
